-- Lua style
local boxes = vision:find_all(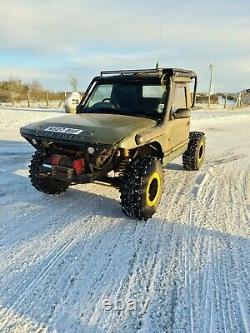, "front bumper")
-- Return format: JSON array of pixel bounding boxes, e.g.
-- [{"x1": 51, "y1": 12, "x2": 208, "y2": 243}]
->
[{"x1": 40, "y1": 163, "x2": 116, "y2": 185}]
